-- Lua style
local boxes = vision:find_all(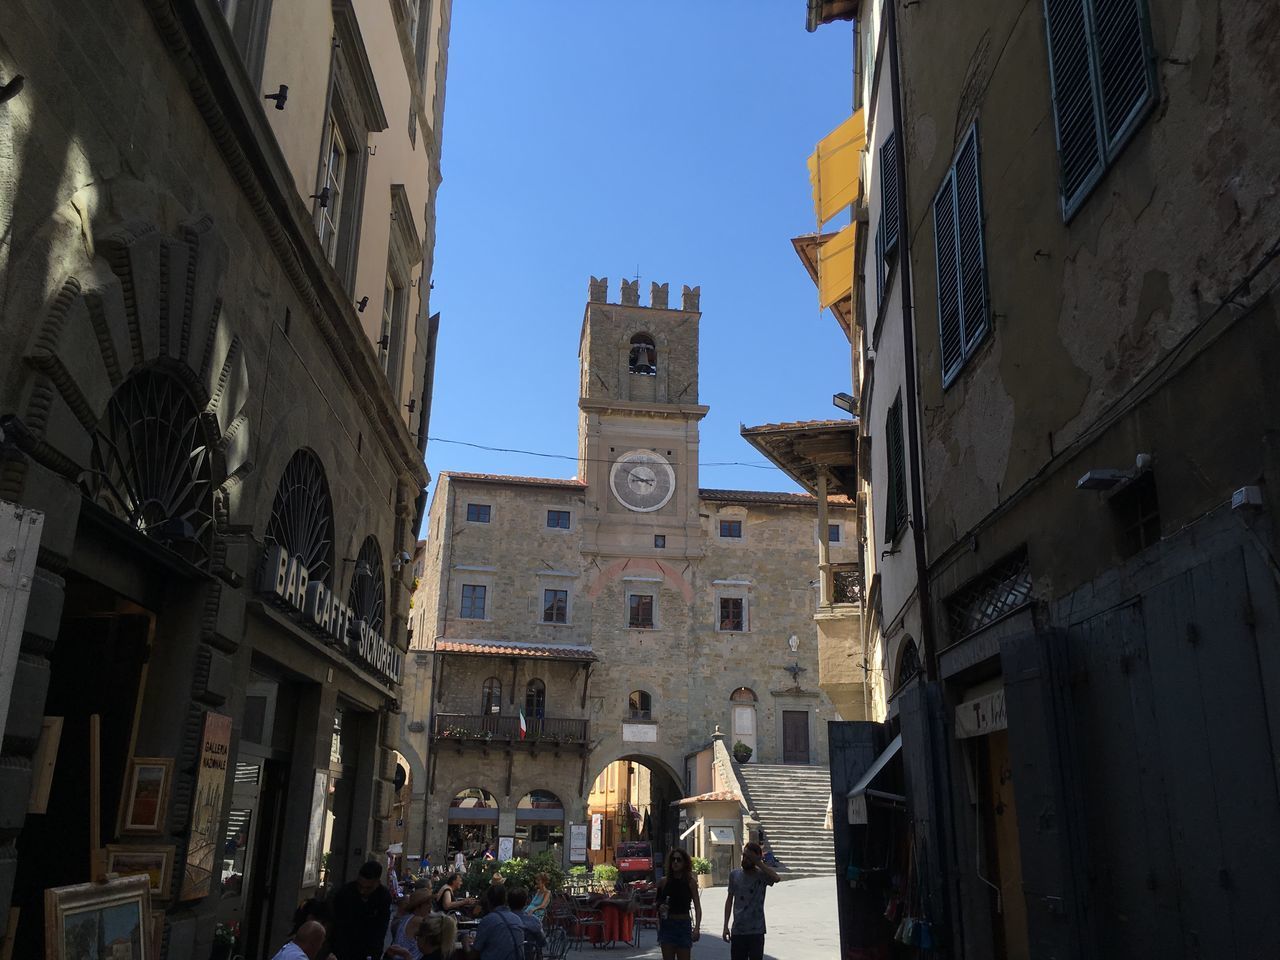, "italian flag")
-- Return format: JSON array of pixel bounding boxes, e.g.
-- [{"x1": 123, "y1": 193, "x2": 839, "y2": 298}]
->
[{"x1": 519, "y1": 709, "x2": 527, "y2": 739}]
